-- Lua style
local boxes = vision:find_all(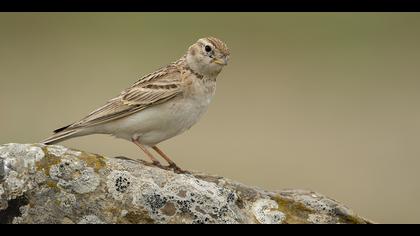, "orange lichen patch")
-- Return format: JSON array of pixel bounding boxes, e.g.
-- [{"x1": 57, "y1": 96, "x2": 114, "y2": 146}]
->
[
  {"x1": 79, "y1": 154, "x2": 106, "y2": 173},
  {"x1": 272, "y1": 195, "x2": 314, "y2": 224},
  {"x1": 36, "y1": 148, "x2": 61, "y2": 176}
]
